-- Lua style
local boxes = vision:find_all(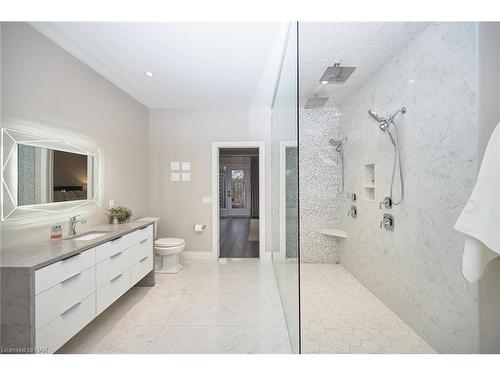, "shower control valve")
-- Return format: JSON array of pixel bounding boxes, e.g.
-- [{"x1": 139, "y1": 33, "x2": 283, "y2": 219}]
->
[
  {"x1": 348, "y1": 205, "x2": 357, "y2": 218},
  {"x1": 380, "y1": 213, "x2": 394, "y2": 231},
  {"x1": 347, "y1": 193, "x2": 357, "y2": 202},
  {"x1": 379, "y1": 197, "x2": 392, "y2": 210}
]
